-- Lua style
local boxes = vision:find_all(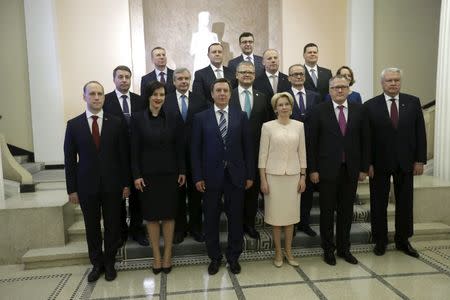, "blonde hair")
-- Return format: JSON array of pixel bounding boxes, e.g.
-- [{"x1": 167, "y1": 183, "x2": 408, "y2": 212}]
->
[{"x1": 271, "y1": 92, "x2": 294, "y2": 113}]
